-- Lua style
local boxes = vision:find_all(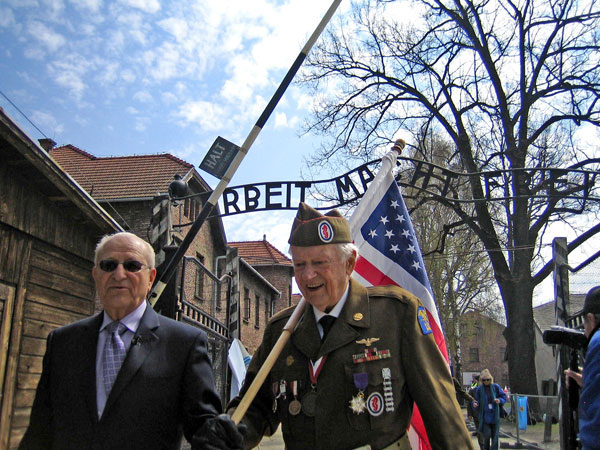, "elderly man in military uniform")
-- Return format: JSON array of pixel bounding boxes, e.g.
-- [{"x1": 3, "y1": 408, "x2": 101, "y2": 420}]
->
[{"x1": 227, "y1": 203, "x2": 473, "y2": 450}]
